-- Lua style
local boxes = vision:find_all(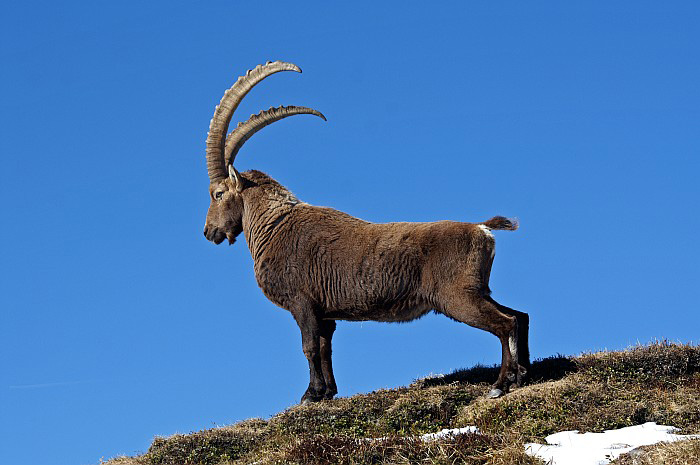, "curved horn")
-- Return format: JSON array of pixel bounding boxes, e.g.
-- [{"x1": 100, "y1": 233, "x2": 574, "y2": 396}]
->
[
  {"x1": 225, "y1": 105, "x2": 326, "y2": 168},
  {"x1": 206, "y1": 61, "x2": 301, "y2": 183}
]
